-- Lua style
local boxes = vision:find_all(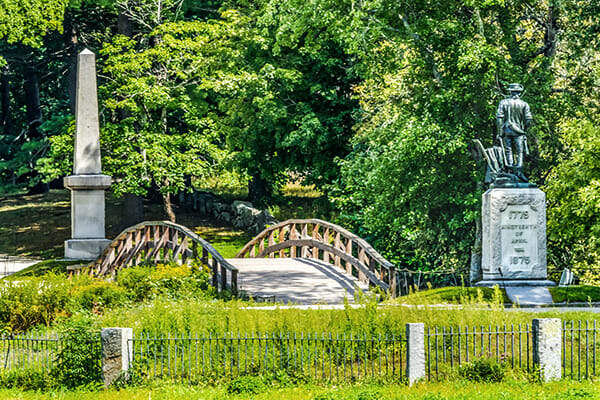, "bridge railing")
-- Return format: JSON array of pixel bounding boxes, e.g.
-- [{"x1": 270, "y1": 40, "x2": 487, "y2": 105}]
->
[
  {"x1": 92, "y1": 221, "x2": 237, "y2": 295},
  {"x1": 235, "y1": 219, "x2": 397, "y2": 297}
]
